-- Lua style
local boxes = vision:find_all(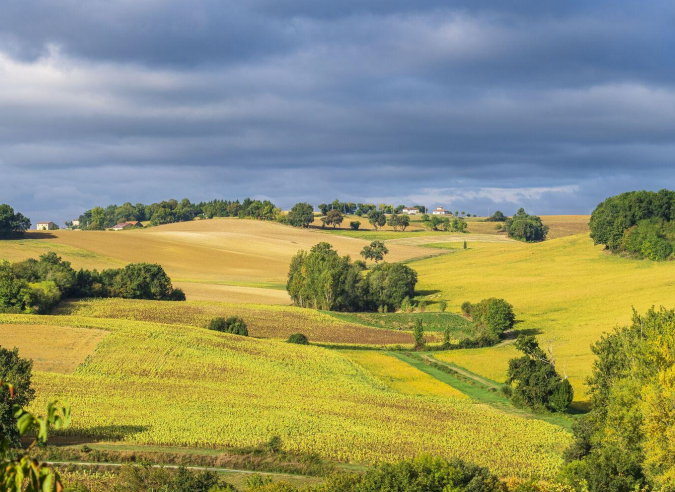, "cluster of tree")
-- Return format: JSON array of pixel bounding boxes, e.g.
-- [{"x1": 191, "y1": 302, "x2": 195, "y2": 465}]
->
[
  {"x1": 590, "y1": 190, "x2": 675, "y2": 261},
  {"x1": 0, "y1": 253, "x2": 185, "y2": 314},
  {"x1": 560, "y1": 307, "x2": 675, "y2": 491},
  {"x1": 78, "y1": 198, "x2": 278, "y2": 229},
  {"x1": 317, "y1": 200, "x2": 428, "y2": 216},
  {"x1": 505, "y1": 336, "x2": 573, "y2": 413},
  {"x1": 504, "y1": 208, "x2": 548, "y2": 242},
  {"x1": 0, "y1": 205, "x2": 31, "y2": 239},
  {"x1": 461, "y1": 298, "x2": 516, "y2": 345},
  {"x1": 486, "y1": 210, "x2": 507, "y2": 222},
  {"x1": 207, "y1": 317, "x2": 248, "y2": 336},
  {"x1": 387, "y1": 213, "x2": 410, "y2": 231},
  {"x1": 422, "y1": 214, "x2": 468, "y2": 232},
  {"x1": 287, "y1": 242, "x2": 417, "y2": 312}
]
